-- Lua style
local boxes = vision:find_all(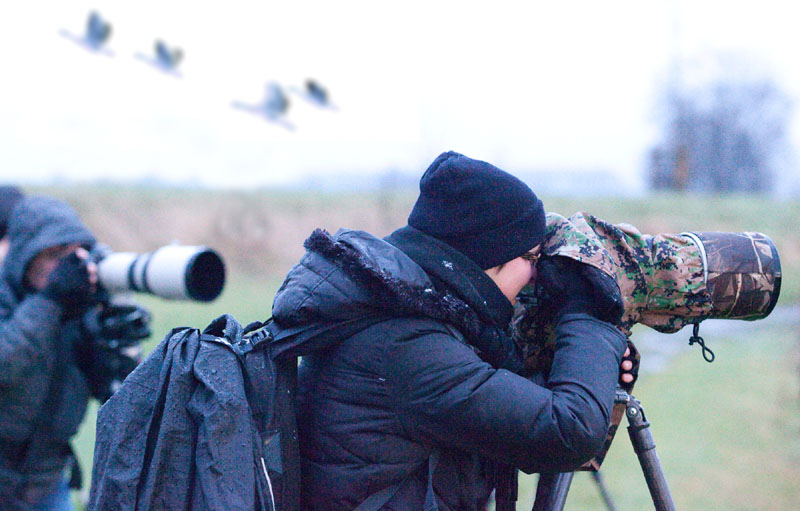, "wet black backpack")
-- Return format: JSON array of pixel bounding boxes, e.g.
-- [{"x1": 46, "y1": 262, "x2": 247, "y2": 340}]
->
[{"x1": 88, "y1": 314, "x2": 299, "y2": 511}]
